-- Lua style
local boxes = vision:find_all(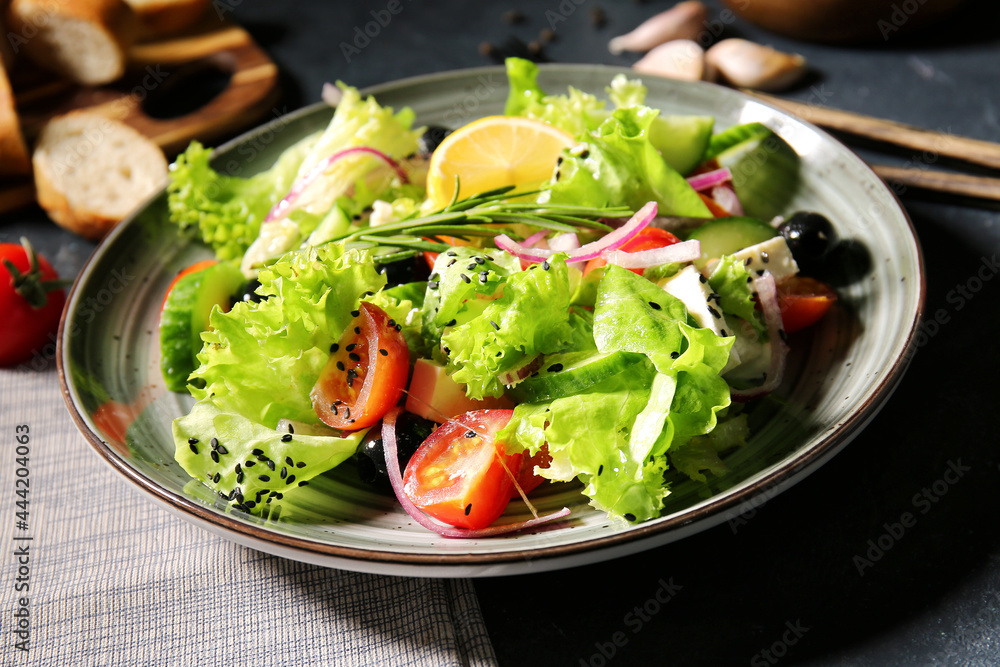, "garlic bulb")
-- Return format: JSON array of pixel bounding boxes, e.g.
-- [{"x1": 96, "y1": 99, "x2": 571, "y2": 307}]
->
[
  {"x1": 705, "y1": 39, "x2": 807, "y2": 92},
  {"x1": 608, "y1": 1, "x2": 708, "y2": 55}
]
